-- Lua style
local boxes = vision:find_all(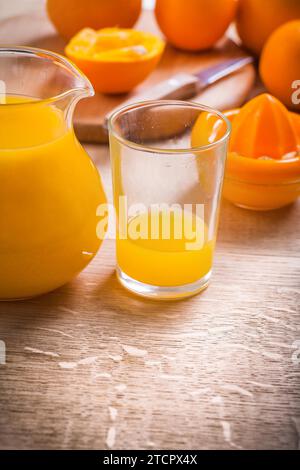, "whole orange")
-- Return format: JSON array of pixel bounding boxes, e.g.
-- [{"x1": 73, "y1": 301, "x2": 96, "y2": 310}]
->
[
  {"x1": 236, "y1": 0, "x2": 300, "y2": 55},
  {"x1": 155, "y1": 0, "x2": 238, "y2": 51},
  {"x1": 47, "y1": 0, "x2": 142, "y2": 40},
  {"x1": 260, "y1": 20, "x2": 300, "y2": 111}
]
